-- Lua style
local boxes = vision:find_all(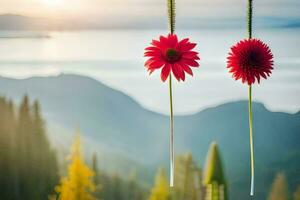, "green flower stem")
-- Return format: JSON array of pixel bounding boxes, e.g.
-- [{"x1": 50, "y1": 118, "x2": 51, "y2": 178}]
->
[
  {"x1": 168, "y1": 0, "x2": 175, "y2": 34},
  {"x1": 211, "y1": 184, "x2": 214, "y2": 200},
  {"x1": 248, "y1": 0, "x2": 253, "y2": 39},
  {"x1": 169, "y1": 74, "x2": 174, "y2": 187},
  {"x1": 248, "y1": 0, "x2": 254, "y2": 196},
  {"x1": 249, "y1": 85, "x2": 255, "y2": 196},
  {"x1": 167, "y1": 0, "x2": 175, "y2": 187}
]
